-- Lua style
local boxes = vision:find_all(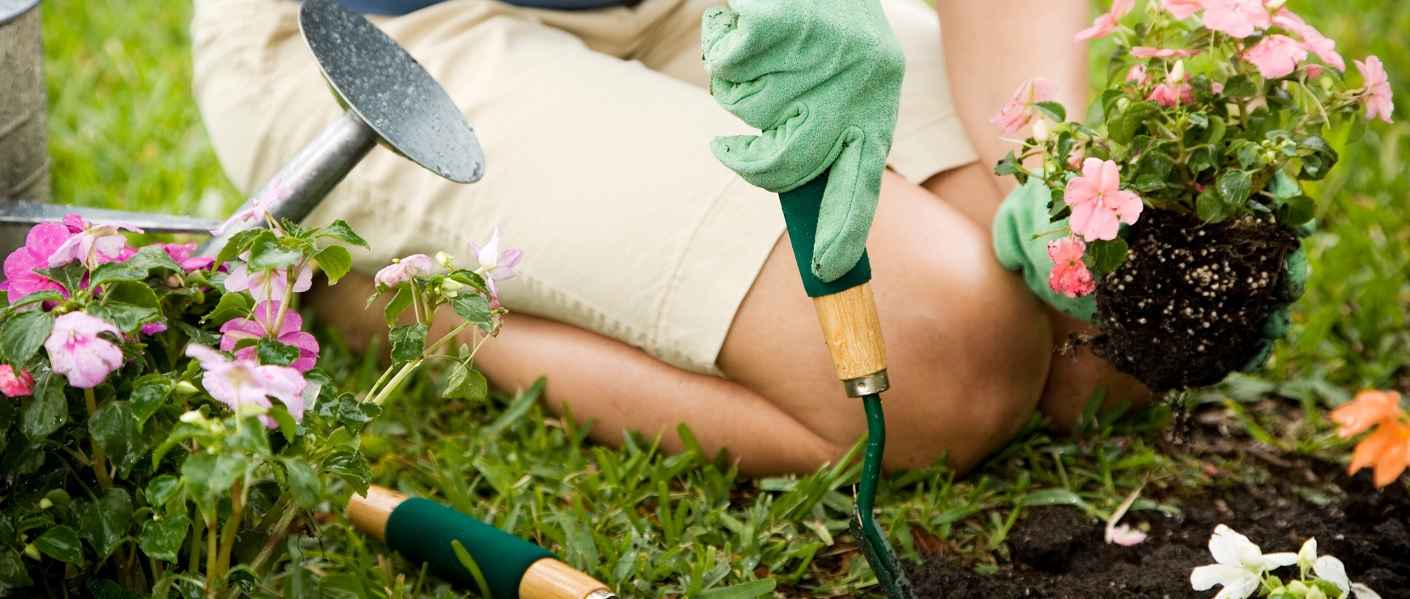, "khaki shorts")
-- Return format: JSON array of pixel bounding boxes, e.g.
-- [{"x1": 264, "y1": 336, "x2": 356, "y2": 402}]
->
[{"x1": 191, "y1": 0, "x2": 977, "y2": 374}]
